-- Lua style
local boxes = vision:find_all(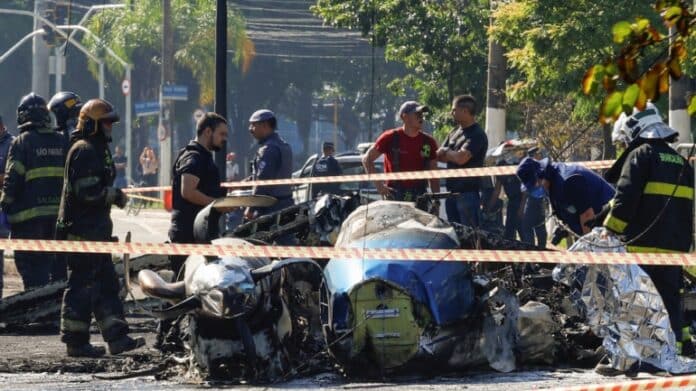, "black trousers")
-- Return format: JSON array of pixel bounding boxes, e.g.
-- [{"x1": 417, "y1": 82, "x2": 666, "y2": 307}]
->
[
  {"x1": 11, "y1": 218, "x2": 64, "y2": 289},
  {"x1": 642, "y1": 265, "x2": 683, "y2": 340},
  {"x1": 60, "y1": 252, "x2": 128, "y2": 346}
]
